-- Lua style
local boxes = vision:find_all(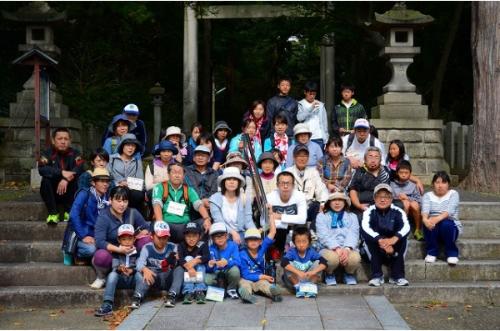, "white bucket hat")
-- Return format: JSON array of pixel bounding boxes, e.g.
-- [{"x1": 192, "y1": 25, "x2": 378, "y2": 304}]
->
[
  {"x1": 293, "y1": 123, "x2": 312, "y2": 137},
  {"x1": 217, "y1": 166, "x2": 245, "y2": 187},
  {"x1": 164, "y1": 126, "x2": 186, "y2": 143}
]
